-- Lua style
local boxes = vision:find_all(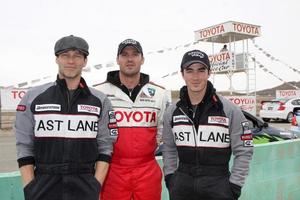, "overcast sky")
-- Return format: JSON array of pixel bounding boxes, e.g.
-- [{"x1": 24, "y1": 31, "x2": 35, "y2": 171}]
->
[{"x1": 0, "y1": 0, "x2": 299, "y2": 91}]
